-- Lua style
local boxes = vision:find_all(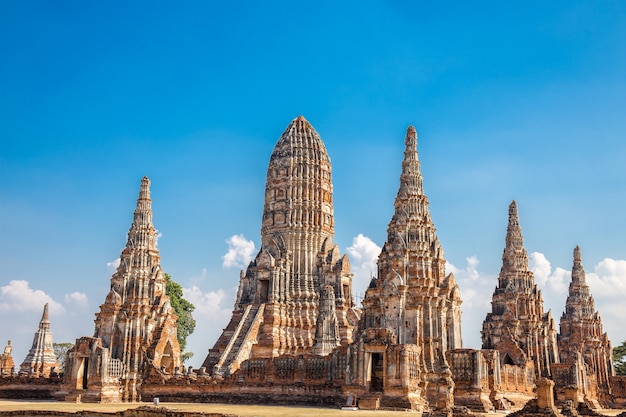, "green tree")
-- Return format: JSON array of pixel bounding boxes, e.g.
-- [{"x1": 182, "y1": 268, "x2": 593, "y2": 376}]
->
[
  {"x1": 164, "y1": 273, "x2": 196, "y2": 363},
  {"x1": 614, "y1": 340, "x2": 626, "y2": 376},
  {"x1": 53, "y1": 342, "x2": 74, "y2": 372}
]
